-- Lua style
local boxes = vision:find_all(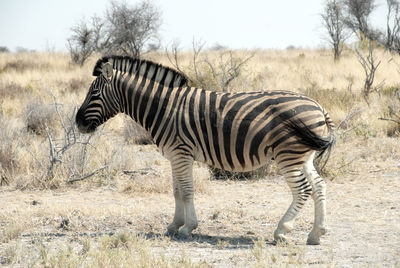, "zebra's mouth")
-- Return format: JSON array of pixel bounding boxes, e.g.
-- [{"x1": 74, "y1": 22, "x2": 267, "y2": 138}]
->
[
  {"x1": 75, "y1": 109, "x2": 98, "y2": 134},
  {"x1": 77, "y1": 122, "x2": 97, "y2": 134}
]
